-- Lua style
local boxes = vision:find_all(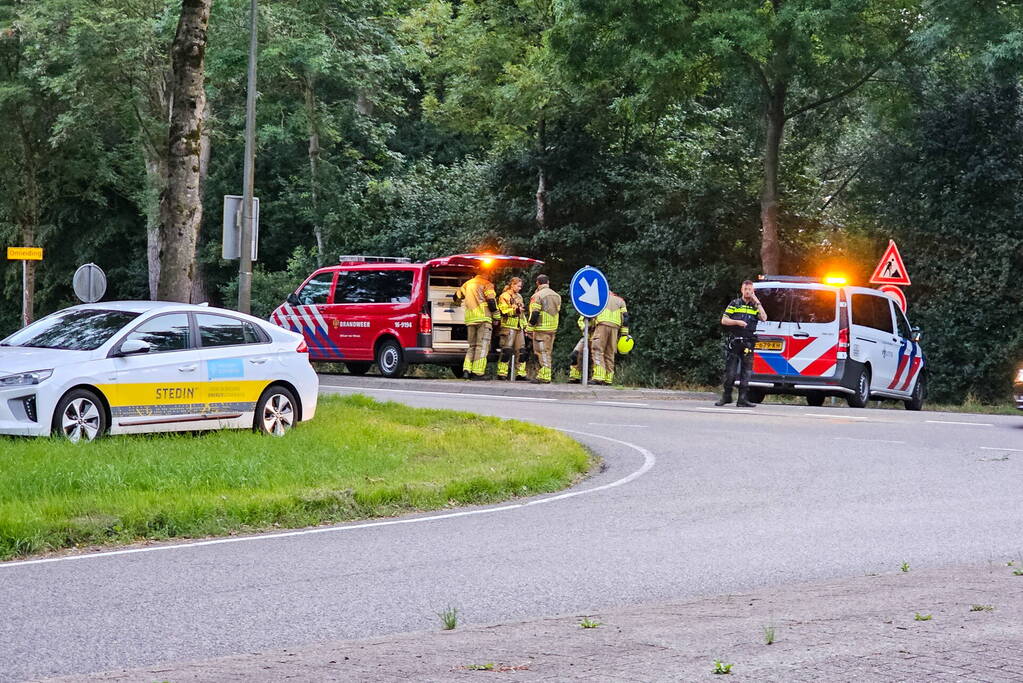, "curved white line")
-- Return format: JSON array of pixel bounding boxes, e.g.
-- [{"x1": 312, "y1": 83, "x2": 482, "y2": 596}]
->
[{"x1": 0, "y1": 430, "x2": 655, "y2": 569}]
